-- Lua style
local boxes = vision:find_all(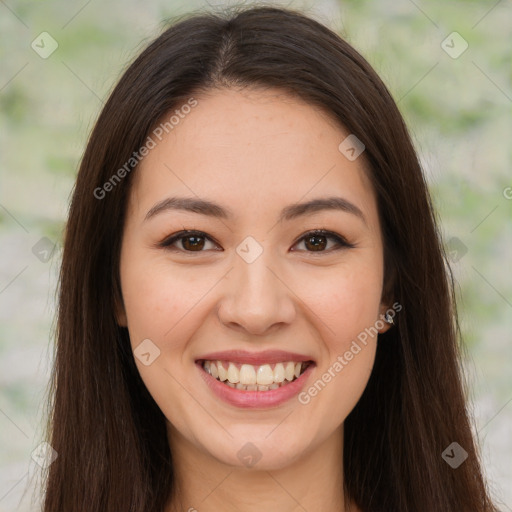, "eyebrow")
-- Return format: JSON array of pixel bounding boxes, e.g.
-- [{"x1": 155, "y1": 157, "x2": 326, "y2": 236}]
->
[{"x1": 144, "y1": 196, "x2": 366, "y2": 225}]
